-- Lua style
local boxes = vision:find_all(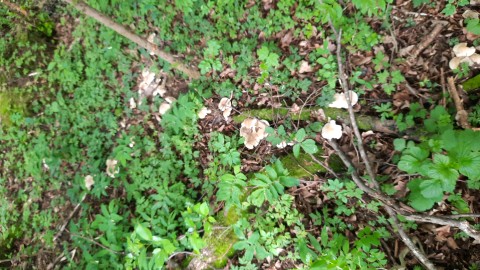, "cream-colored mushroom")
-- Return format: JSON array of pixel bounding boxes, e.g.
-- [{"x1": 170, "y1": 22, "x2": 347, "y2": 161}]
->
[
  {"x1": 164, "y1": 96, "x2": 176, "y2": 104},
  {"x1": 198, "y1": 107, "x2": 212, "y2": 119},
  {"x1": 85, "y1": 175, "x2": 94, "y2": 190},
  {"x1": 159, "y1": 102, "x2": 171, "y2": 115},
  {"x1": 239, "y1": 118, "x2": 270, "y2": 149},
  {"x1": 462, "y1": 10, "x2": 479, "y2": 19},
  {"x1": 106, "y1": 159, "x2": 119, "y2": 178},
  {"x1": 321, "y1": 120, "x2": 343, "y2": 140},
  {"x1": 328, "y1": 91, "x2": 358, "y2": 109},
  {"x1": 450, "y1": 43, "x2": 480, "y2": 69},
  {"x1": 218, "y1": 97, "x2": 232, "y2": 111}
]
